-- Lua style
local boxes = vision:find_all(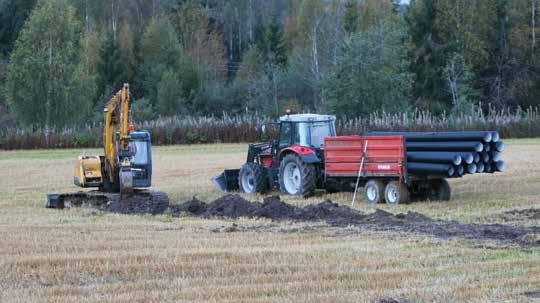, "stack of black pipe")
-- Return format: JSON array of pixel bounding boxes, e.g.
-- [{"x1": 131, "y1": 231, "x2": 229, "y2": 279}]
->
[{"x1": 365, "y1": 131, "x2": 506, "y2": 178}]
